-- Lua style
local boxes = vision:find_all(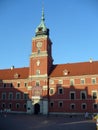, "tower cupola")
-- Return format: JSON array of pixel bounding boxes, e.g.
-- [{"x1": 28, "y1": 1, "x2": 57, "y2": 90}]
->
[{"x1": 35, "y1": 8, "x2": 49, "y2": 36}]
